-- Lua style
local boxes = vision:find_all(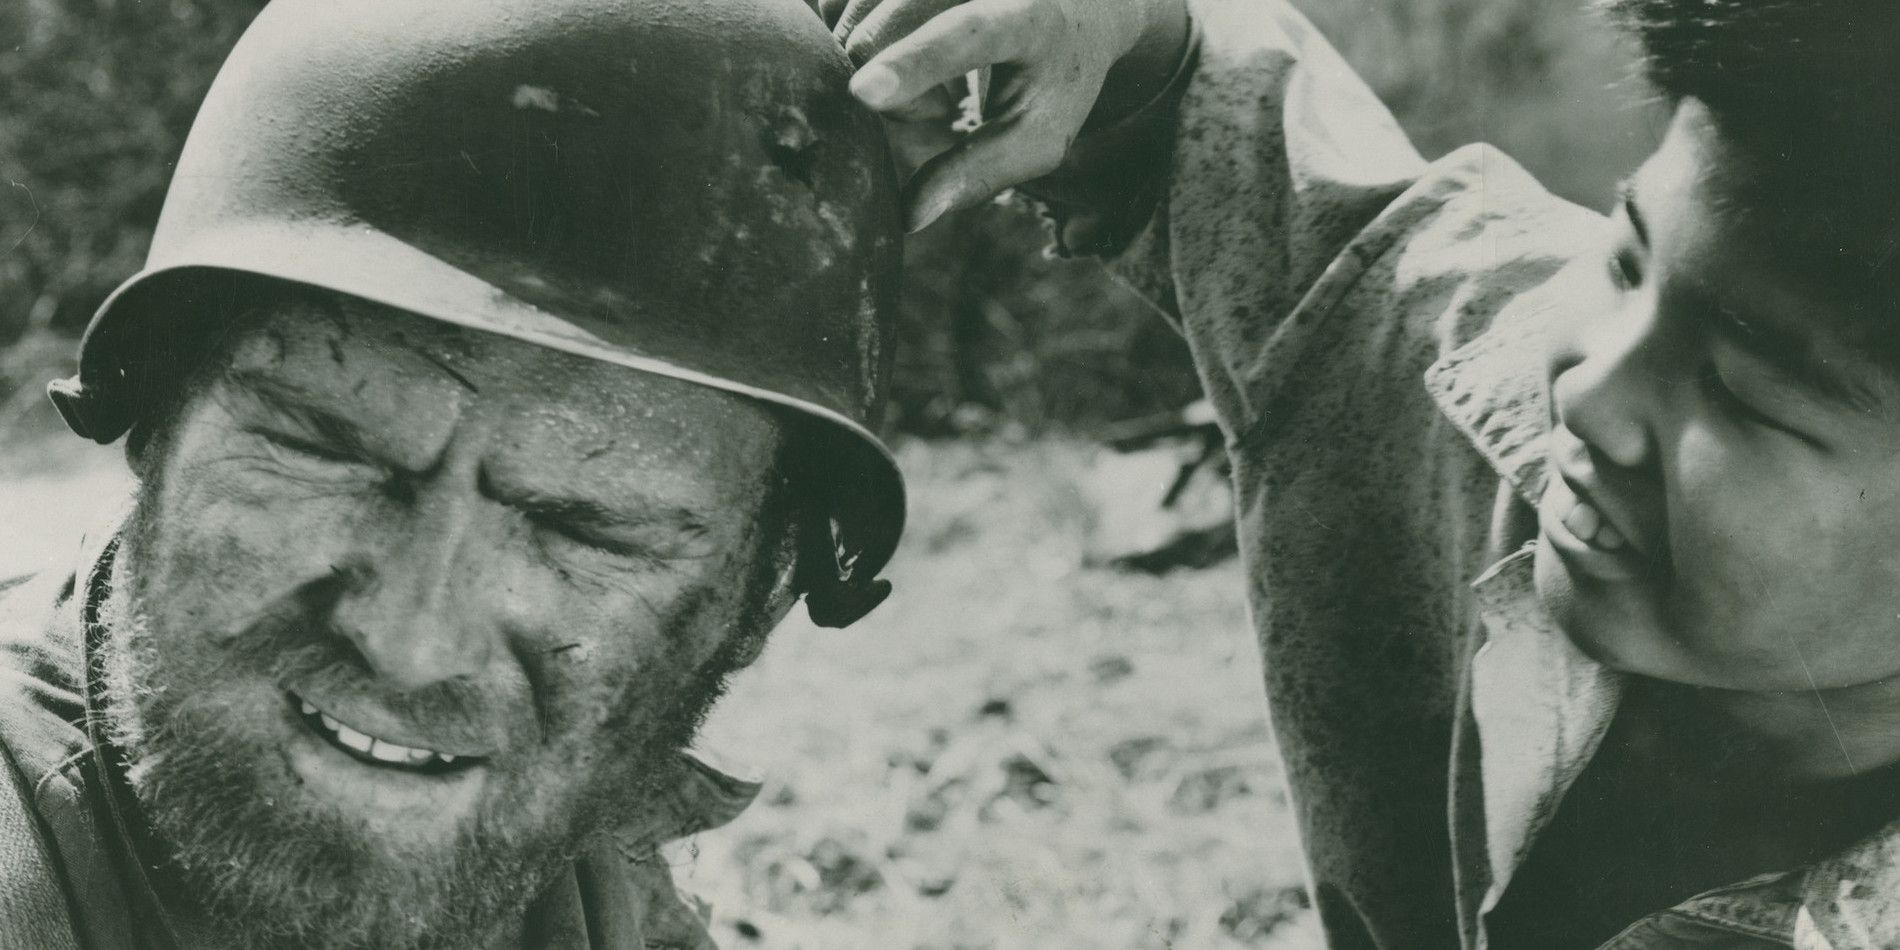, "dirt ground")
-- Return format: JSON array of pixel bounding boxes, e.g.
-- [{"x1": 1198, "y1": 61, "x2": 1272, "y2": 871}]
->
[{"x1": 0, "y1": 432, "x2": 1315, "y2": 949}]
